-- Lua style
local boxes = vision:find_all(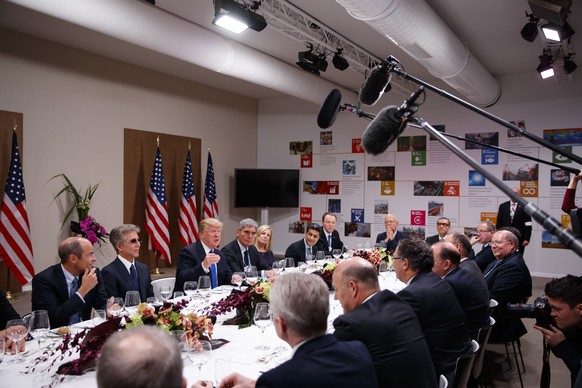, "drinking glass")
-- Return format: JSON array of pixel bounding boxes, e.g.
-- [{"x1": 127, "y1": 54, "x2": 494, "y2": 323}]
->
[
  {"x1": 147, "y1": 297, "x2": 161, "y2": 306},
  {"x1": 159, "y1": 286, "x2": 173, "y2": 302},
  {"x1": 170, "y1": 330, "x2": 187, "y2": 353},
  {"x1": 5, "y1": 318, "x2": 28, "y2": 363},
  {"x1": 214, "y1": 358, "x2": 233, "y2": 387},
  {"x1": 285, "y1": 257, "x2": 295, "y2": 268},
  {"x1": 305, "y1": 252, "x2": 313, "y2": 263},
  {"x1": 253, "y1": 302, "x2": 272, "y2": 351},
  {"x1": 173, "y1": 291, "x2": 185, "y2": 299},
  {"x1": 190, "y1": 340, "x2": 212, "y2": 378},
  {"x1": 0, "y1": 337, "x2": 5, "y2": 364},
  {"x1": 183, "y1": 281, "x2": 198, "y2": 299},
  {"x1": 332, "y1": 249, "x2": 342, "y2": 259},
  {"x1": 125, "y1": 290, "x2": 141, "y2": 315},
  {"x1": 378, "y1": 262, "x2": 389, "y2": 285},
  {"x1": 198, "y1": 276, "x2": 212, "y2": 302},
  {"x1": 91, "y1": 309, "x2": 106, "y2": 325},
  {"x1": 29, "y1": 310, "x2": 50, "y2": 348},
  {"x1": 107, "y1": 297, "x2": 124, "y2": 317},
  {"x1": 315, "y1": 250, "x2": 326, "y2": 262},
  {"x1": 232, "y1": 272, "x2": 246, "y2": 290},
  {"x1": 297, "y1": 262, "x2": 307, "y2": 272},
  {"x1": 245, "y1": 266, "x2": 258, "y2": 285}
]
